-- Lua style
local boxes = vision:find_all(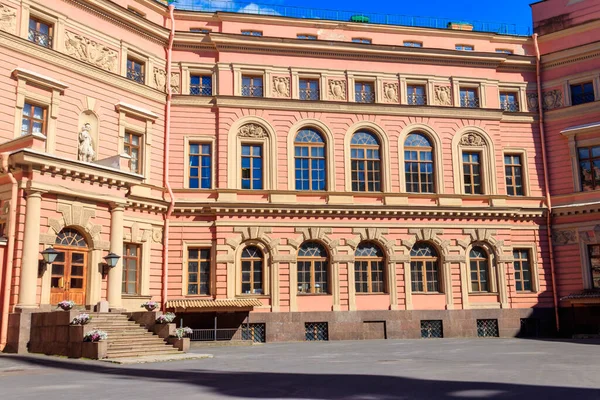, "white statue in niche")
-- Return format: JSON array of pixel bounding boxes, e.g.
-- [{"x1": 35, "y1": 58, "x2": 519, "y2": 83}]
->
[{"x1": 78, "y1": 123, "x2": 96, "y2": 162}]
